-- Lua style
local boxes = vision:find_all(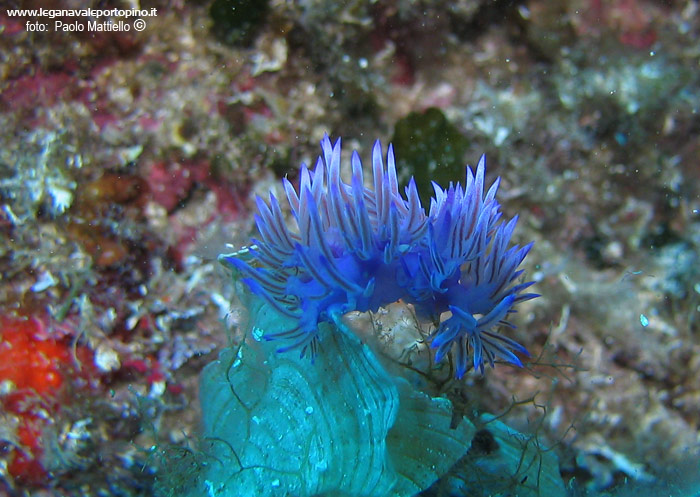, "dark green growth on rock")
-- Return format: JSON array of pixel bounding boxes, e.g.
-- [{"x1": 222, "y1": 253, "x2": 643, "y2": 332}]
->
[
  {"x1": 209, "y1": 0, "x2": 270, "y2": 47},
  {"x1": 391, "y1": 107, "x2": 471, "y2": 207}
]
